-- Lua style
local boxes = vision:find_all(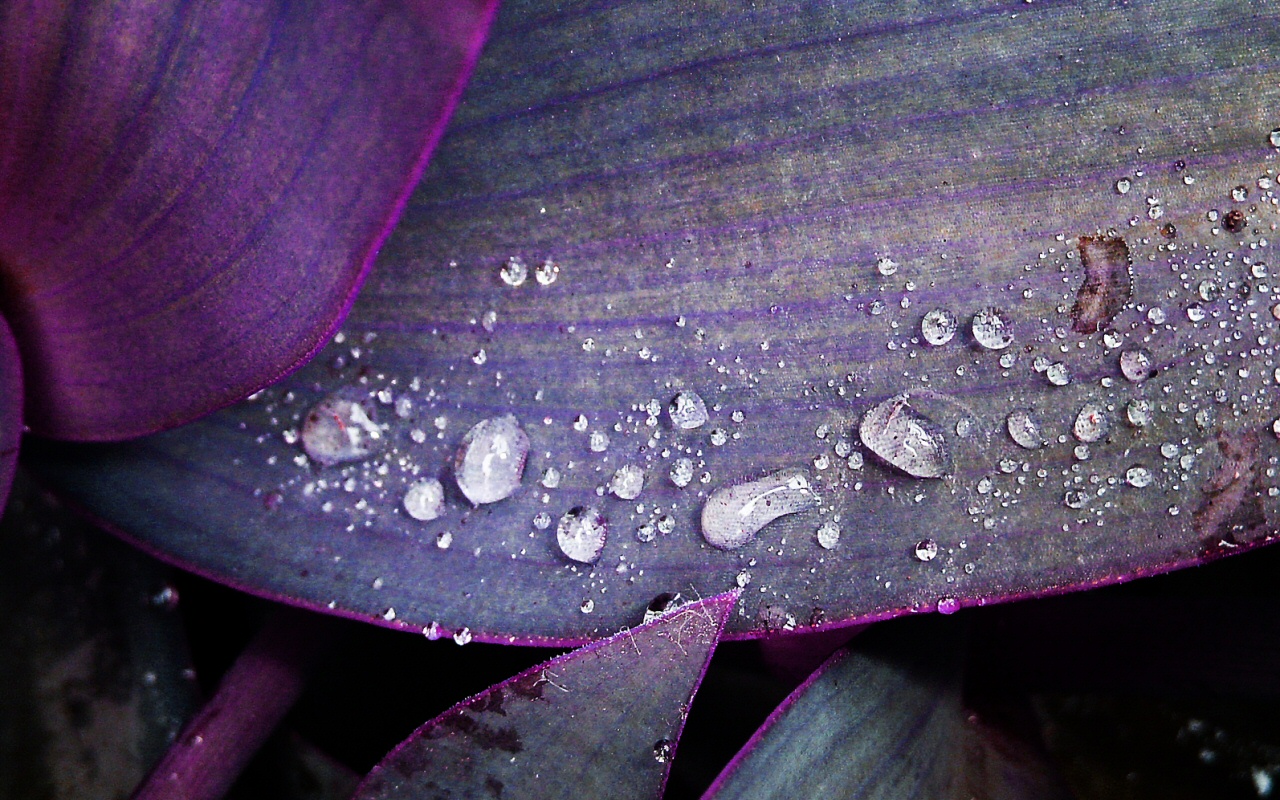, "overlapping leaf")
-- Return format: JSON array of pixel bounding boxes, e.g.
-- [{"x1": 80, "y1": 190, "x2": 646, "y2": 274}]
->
[
  {"x1": 29, "y1": 0, "x2": 1280, "y2": 642},
  {"x1": 0, "y1": 0, "x2": 495, "y2": 439}
]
